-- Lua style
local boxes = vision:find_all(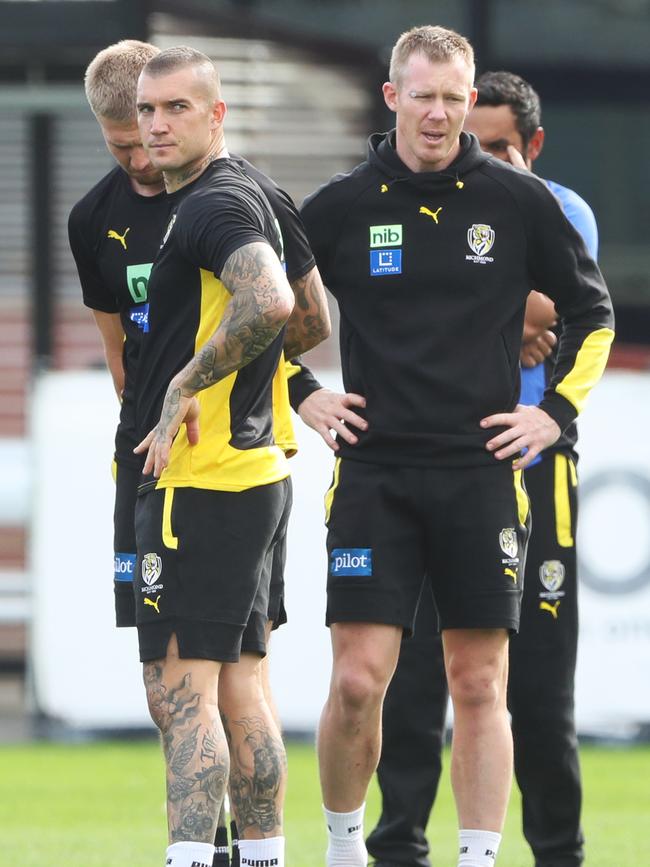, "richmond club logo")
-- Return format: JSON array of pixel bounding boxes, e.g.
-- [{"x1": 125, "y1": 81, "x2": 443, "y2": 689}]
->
[
  {"x1": 499, "y1": 528, "x2": 518, "y2": 559},
  {"x1": 141, "y1": 552, "x2": 162, "y2": 586},
  {"x1": 539, "y1": 559, "x2": 566, "y2": 593},
  {"x1": 466, "y1": 223, "x2": 495, "y2": 263}
]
